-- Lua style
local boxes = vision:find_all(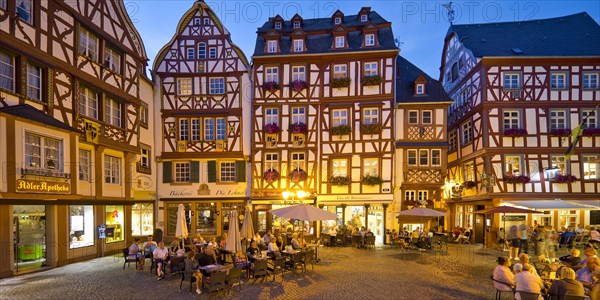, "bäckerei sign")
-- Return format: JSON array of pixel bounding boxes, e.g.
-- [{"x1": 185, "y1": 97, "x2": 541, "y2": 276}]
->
[{"x1": 16, "y1": 179, "x2": 70, "y2": 194}]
